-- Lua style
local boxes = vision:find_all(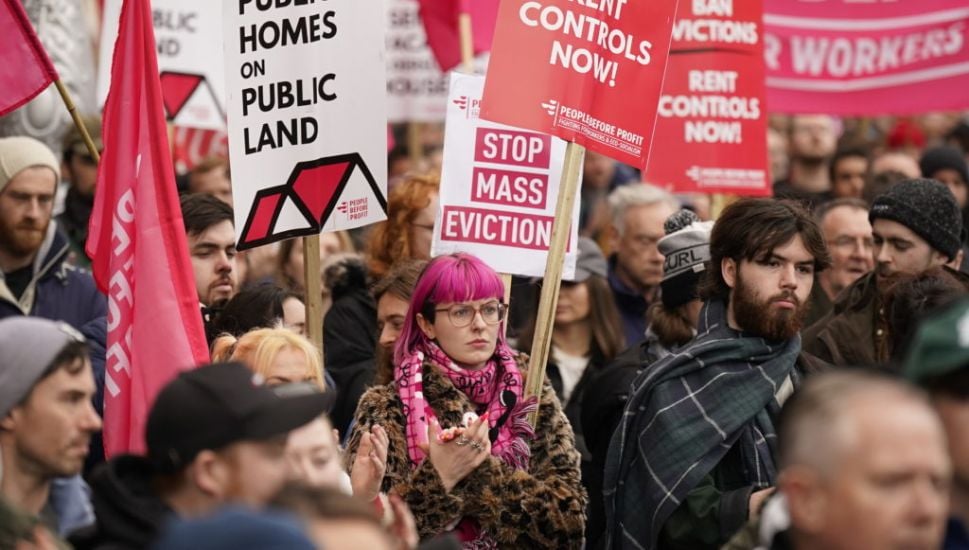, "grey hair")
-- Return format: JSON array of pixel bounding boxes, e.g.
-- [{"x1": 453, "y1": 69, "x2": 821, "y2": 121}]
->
[
  {"x1": 777, "y1": 370, "x2": 932, "y2": 474},
  {"x1": 607, "y1": 183, "x2": 679, "y2": 236}
]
